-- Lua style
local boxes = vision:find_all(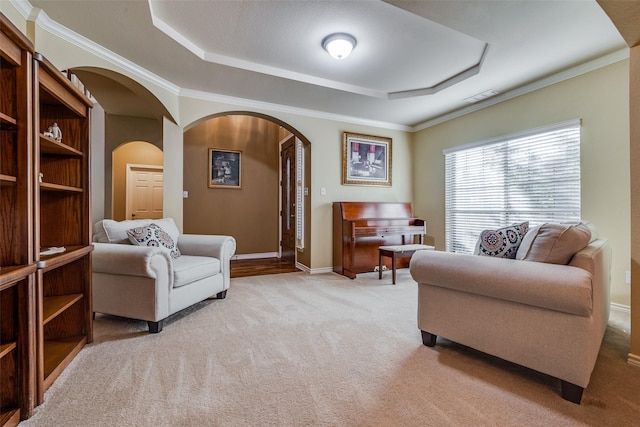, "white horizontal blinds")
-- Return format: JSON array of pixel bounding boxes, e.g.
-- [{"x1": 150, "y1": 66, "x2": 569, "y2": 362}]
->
[
  {"x1": 445, "y1": 120, "x2": 581, "y2": 253},
  {"x1": 296, "y1": 138, "x2": 305, "y2": 249}
]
